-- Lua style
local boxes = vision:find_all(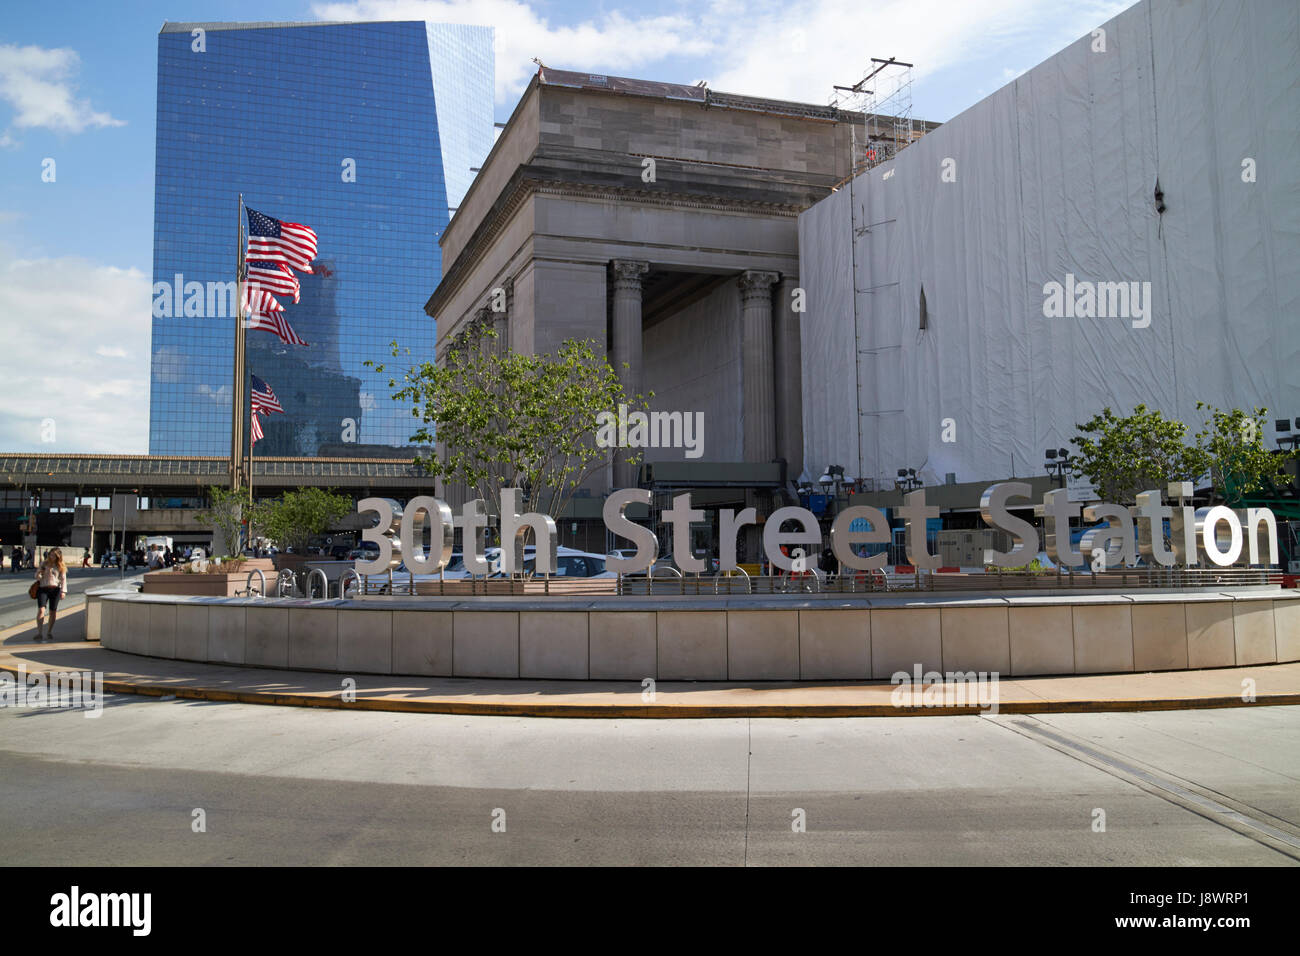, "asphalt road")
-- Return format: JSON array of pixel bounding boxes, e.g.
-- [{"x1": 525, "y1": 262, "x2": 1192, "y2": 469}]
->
[
  {"x1": 0, "y1": 567, "x2": 135, "y2": 630},
  {"x1": 1, "y1": 695, "x2": 1297, "y2": 865}
]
